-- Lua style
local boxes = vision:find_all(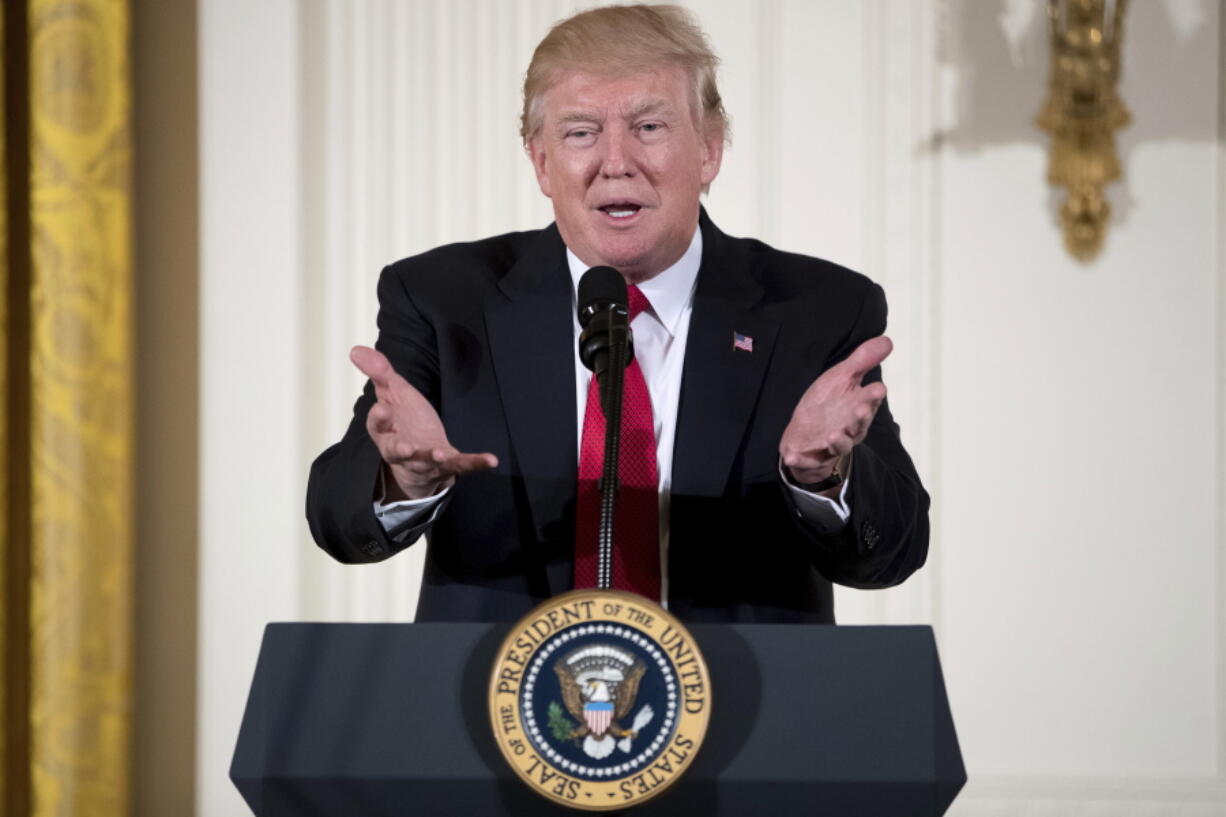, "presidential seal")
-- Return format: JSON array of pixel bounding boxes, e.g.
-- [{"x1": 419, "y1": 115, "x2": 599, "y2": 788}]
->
[{"x1": 488, "y1": 589, "x2": 711, "y2": 811}]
